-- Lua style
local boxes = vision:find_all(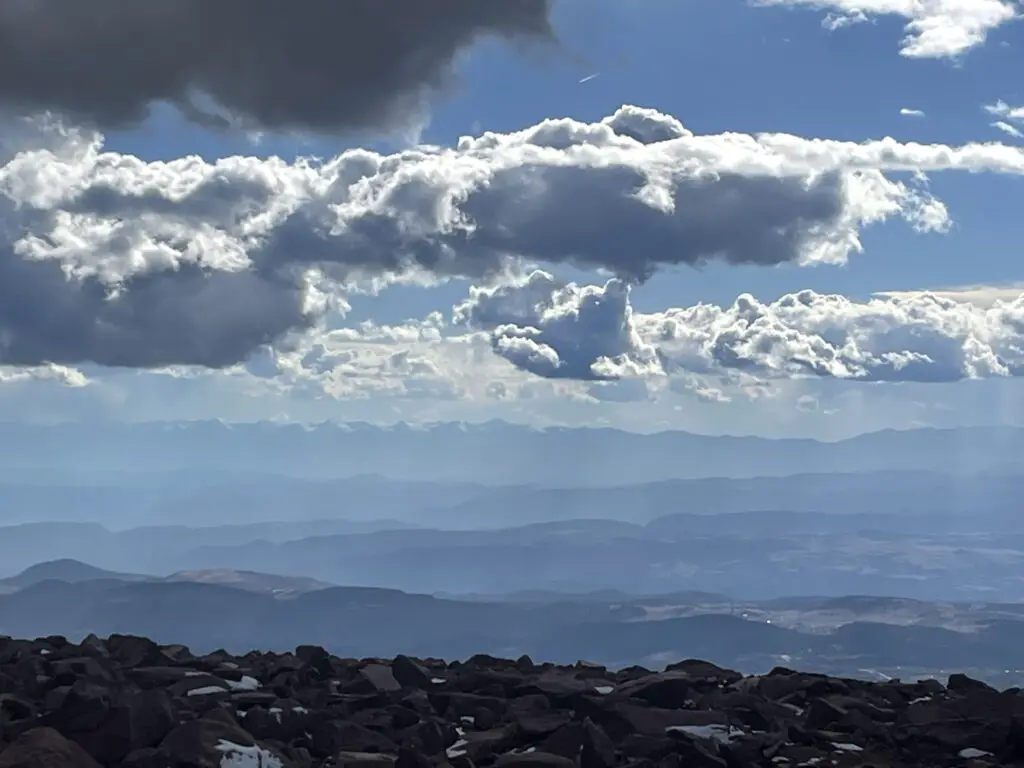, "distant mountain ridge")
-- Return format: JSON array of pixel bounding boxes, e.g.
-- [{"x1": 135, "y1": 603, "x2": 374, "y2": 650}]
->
[
  {"x1": 6, "y1": 489, "x2": 1024, "y2": 601},
  {"x1": 4, "y1": 561, "x2": 1024, "y2": 685},
  {"x1": 0, "y1": 559, "x2": 149, "y2": 592},
  {"x1": 0, "y1": 420, "x2": 1019, "y2": 484},
  {"x1": 0, "y1": 559, "x2": 335, "y2": 597}
]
